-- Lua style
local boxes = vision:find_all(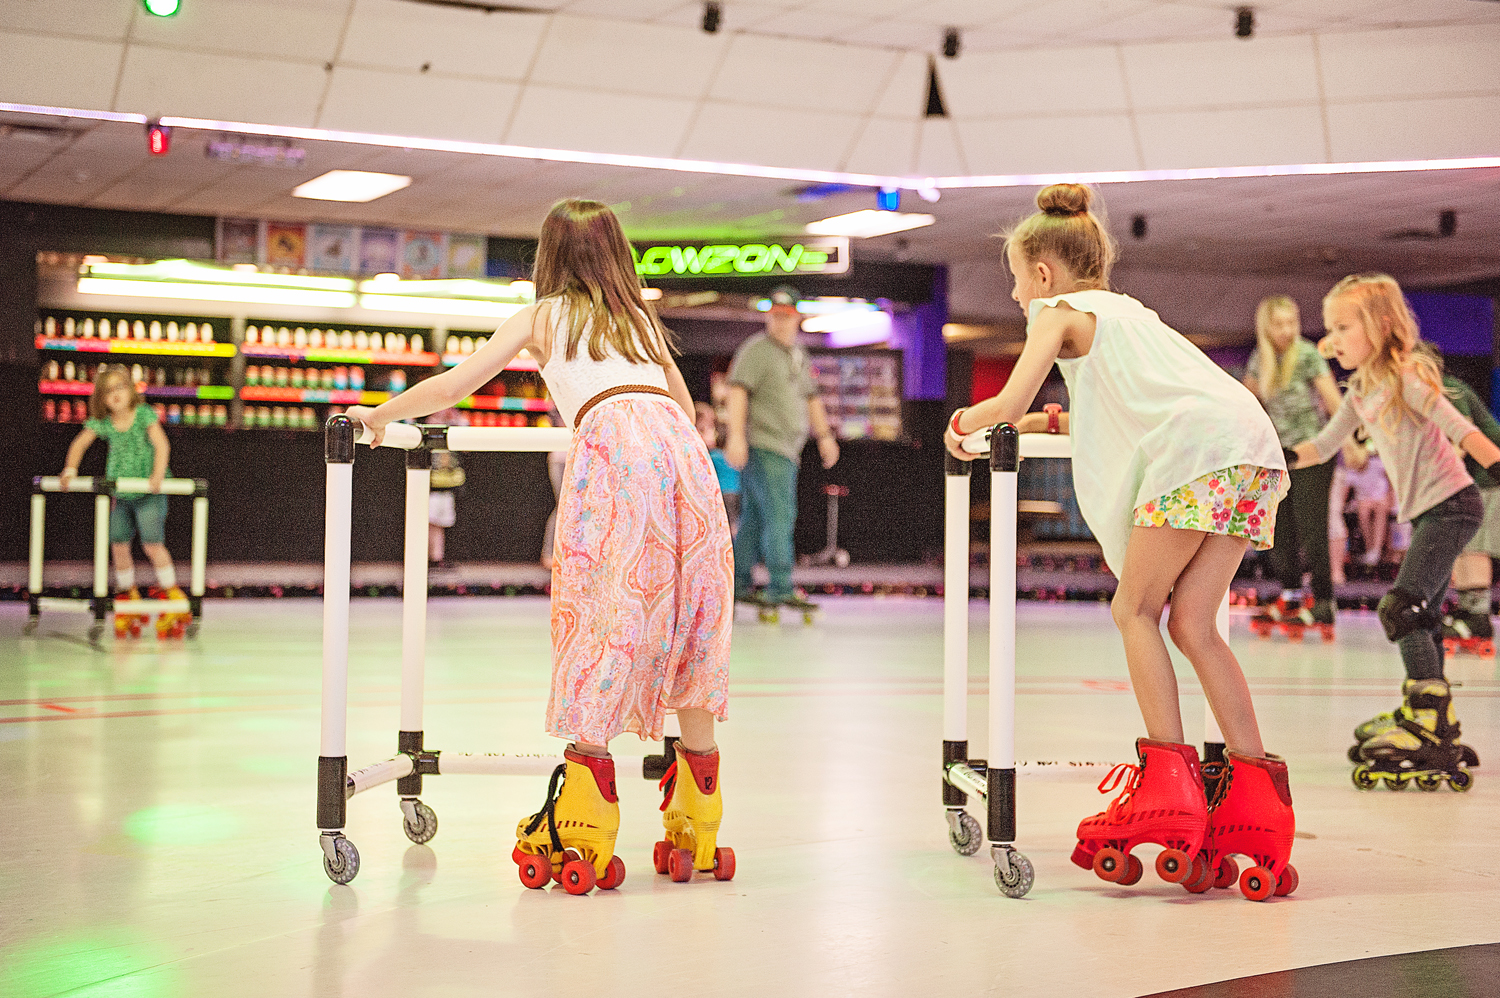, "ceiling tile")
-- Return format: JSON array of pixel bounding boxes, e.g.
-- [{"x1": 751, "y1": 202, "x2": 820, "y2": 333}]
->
[
  {"x1": 0, "y1": 0, "x2": 133, "y2": 41},
  {"x1": 940, "y1": 44, "x2": 1130, "y2": 118},
  {"x1": 958, "y1": 113, "x2": 1141, "y2": 174},
  {"x1": 339, "y1": 0, "x2": 547, "y2": 82},
  {"x1": 505, "y1": 85, "x2": 700, "y2": 158},
  {"x1": 528, "y1": 15, "x2": 728, "y2": 98},
  {"x1": 1326, "y1": 96, "x2": 1500, "y2": 163},
  {"x1": 319, "y1": 67, "x2": 519, "y2": 143},
  {"x1": 115, "y1": 45, "x2": 328, "y2": 125},
  {"x1": 677, "y1": 101, "x2": 862, "y2": 171},
  {"x1": 128, "y1": 0, "x2": 347, "y2": 63},
  {"x1": 1319, "y1": 24, "x2": 1500, "y2": 103},
  {"x1": 706, "y1": 34, "x2": 902, "y2": 114},
  {"x1": 1122, "y1": 35, "x2": 1320, "y2": 110},
  {"x1": 0, "y1": 32, "x2": 123, "y2": 110},
  {"x1": 842, "y1": 117, "x2": 919, "y2": 176}
]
